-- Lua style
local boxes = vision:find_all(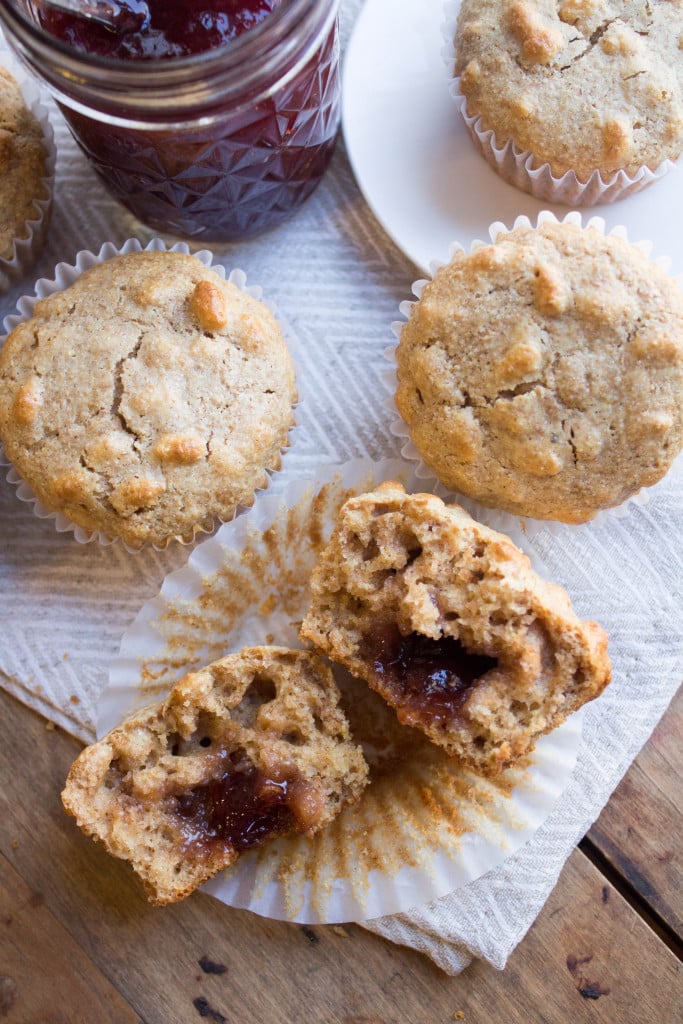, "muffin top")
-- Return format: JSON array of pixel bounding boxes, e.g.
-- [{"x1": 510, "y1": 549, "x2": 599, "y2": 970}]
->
[
  {"x1": 454, "y1": 0, "x2": 683, "y2": 179},
  {"x1": 395, "y1": 220, "x2": 683, "y2": 523},
  {"x1": 0, "y1": 66, "x2": 49, "y2": 260},
  {"x1": 0, "y1": 250, "x2": 297, "y2": 546}
]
